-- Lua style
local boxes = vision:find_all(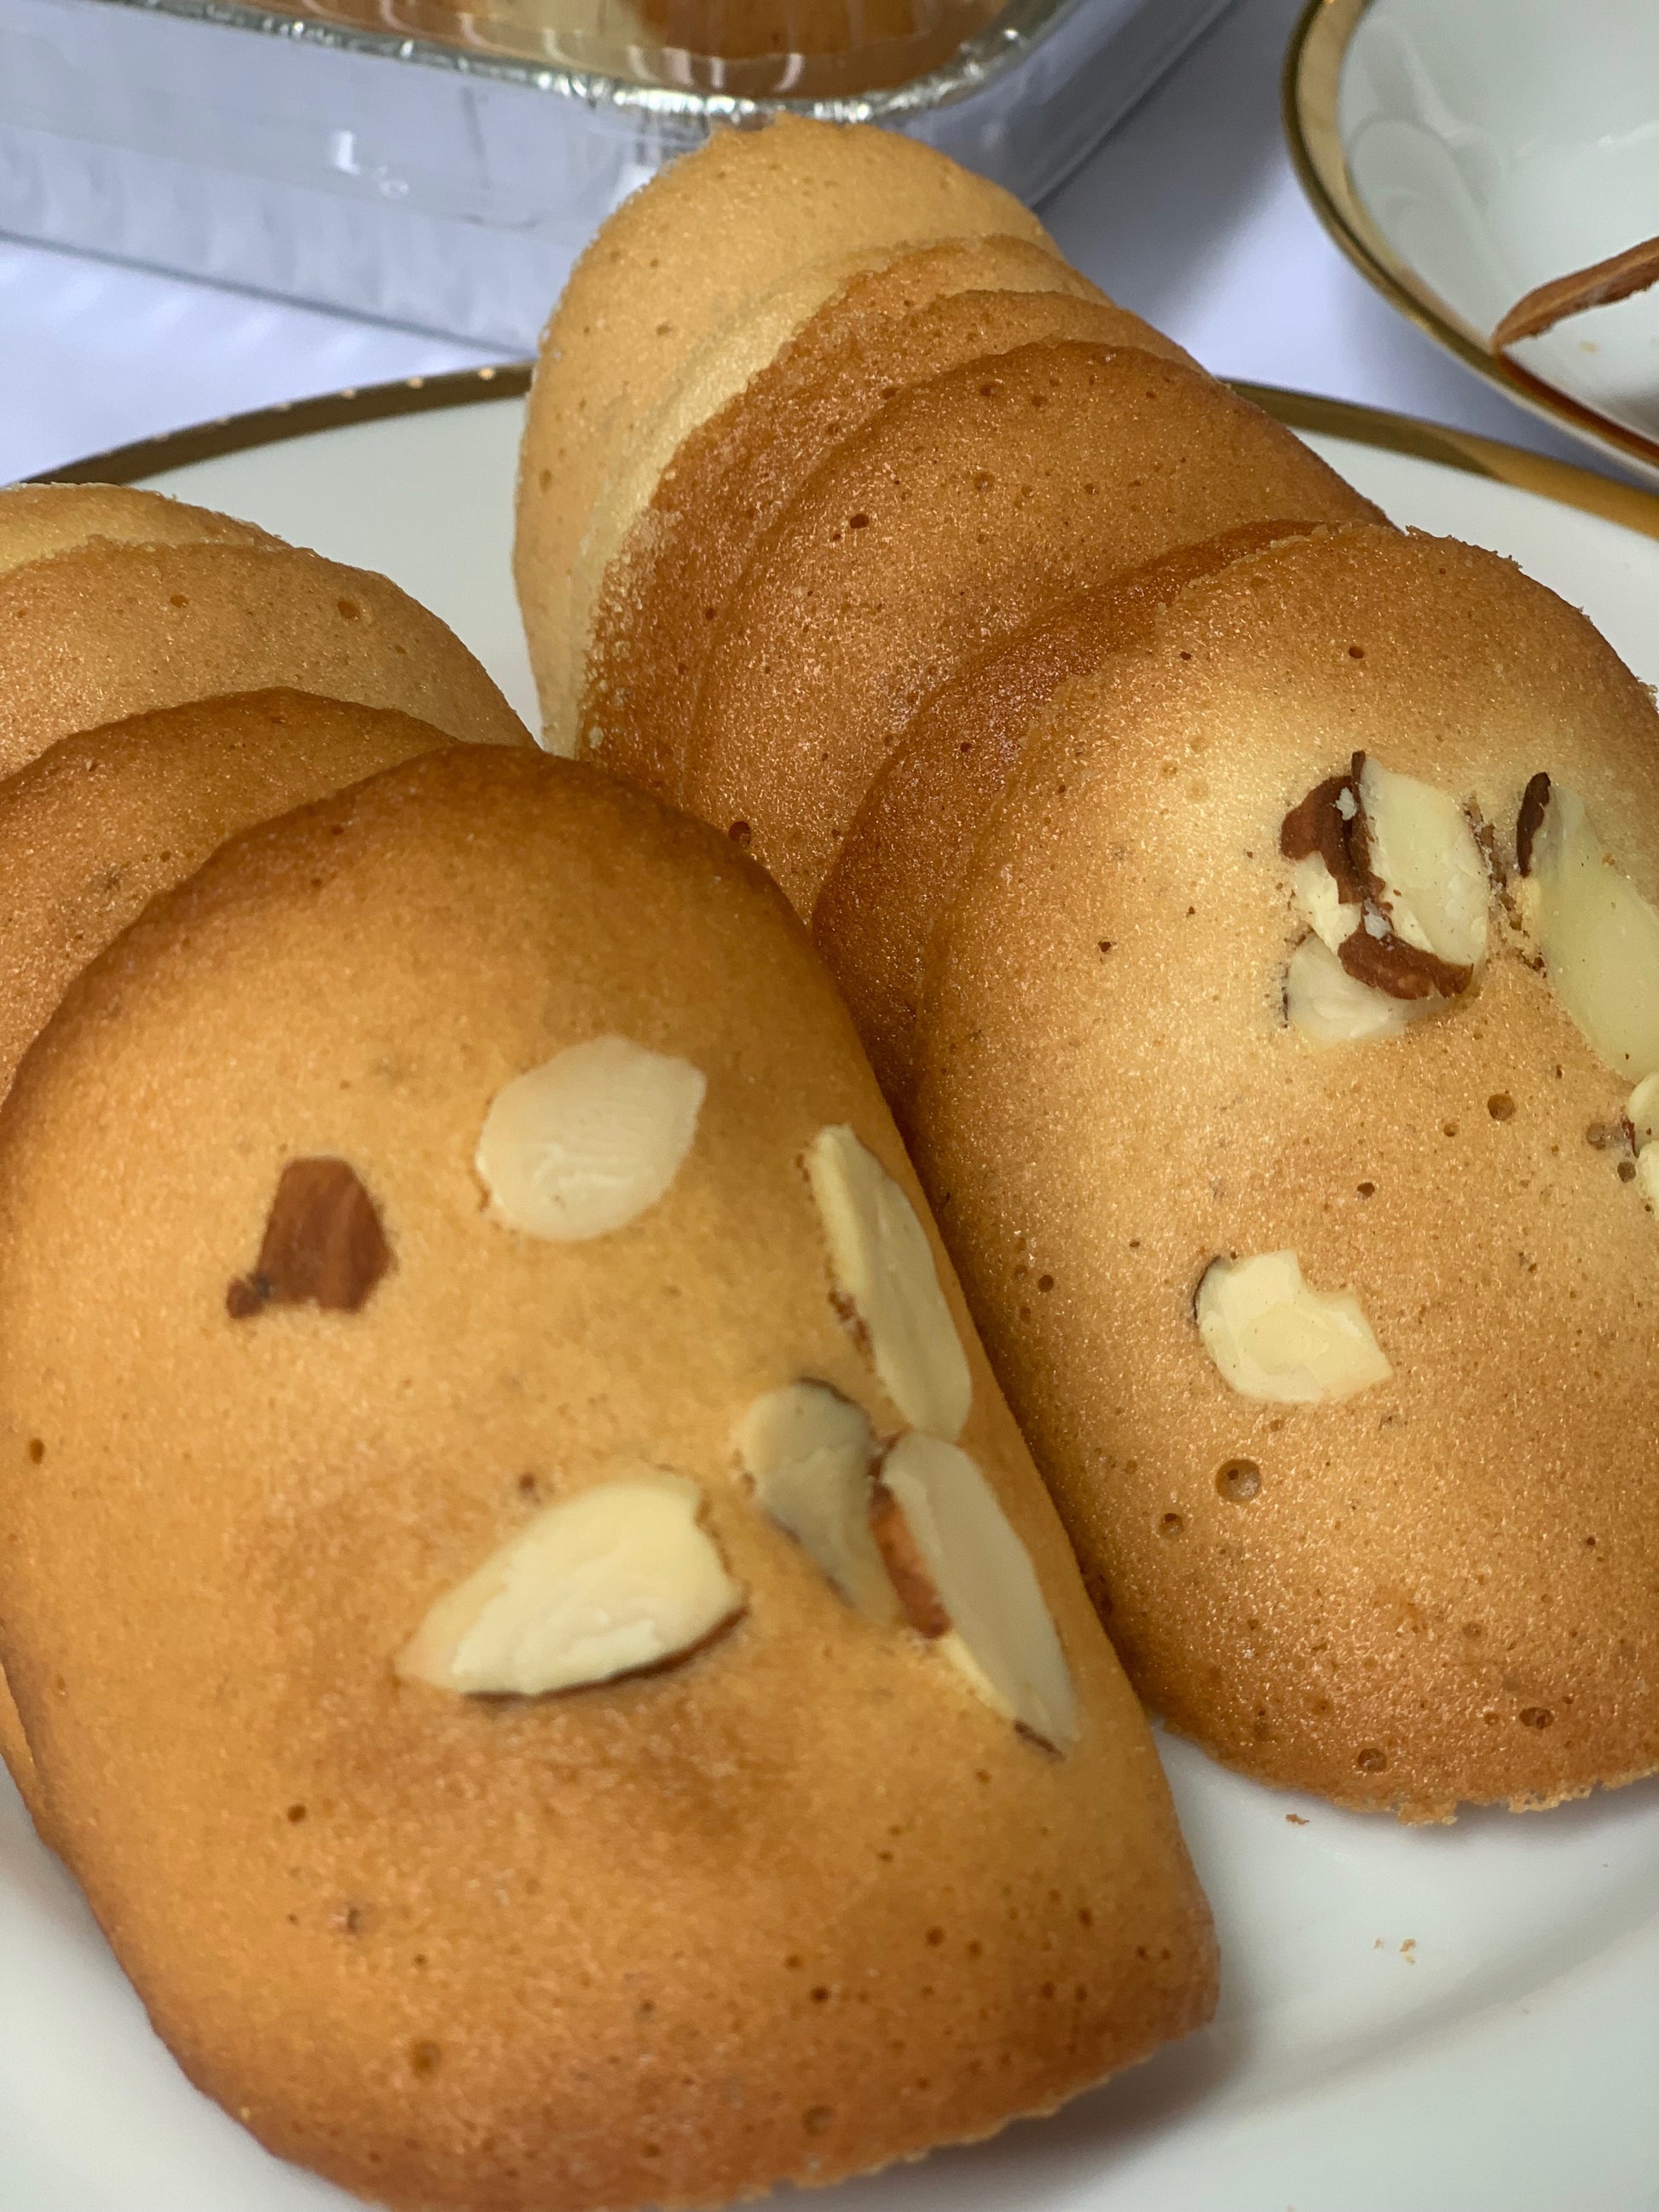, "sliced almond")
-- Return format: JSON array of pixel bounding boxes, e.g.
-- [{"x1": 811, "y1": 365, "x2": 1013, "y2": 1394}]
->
[
  {"x1": 1355, "y1": 756, "x2": 1489, "y2": 972},
  {"x1": 1280, "y1": 759, "x2": 1486, "y2": 1009},
  {"x1": 1515, "y1": 771, "x2": 1552, "y2": 878},
  {"x1": 1196, "y1": 1250, "x2": 1391, "y2": 1405},
  {"x1": 1281, "y1": 771, "x2": 1365, "y2": 954},
  {"x1": 1627, "y1": 1073, "x2": 1659, "y2": 1151},
  {"x1": 396, "y1": 1471, "x2": 743, "y2": 1696},
  {"x1": 868, "y1": 1479, "x2": 953, "y2": 1637},
  {"x1": 476, "y1": 1036, "x2": 705, "y2": 1241},
  {"x1": 1518, "y1": 781, "x2": 1659, "y2": 1083},
  {"x1": 1637, "y1": 1149, "x2": 1659, "y2": 1213},
  {"x1": 1286, "y1": 934, "x2": 1421, "y2": 1047},
  {"x1": 734, "y1": 1382, "x2": 898, "y2": 1623},
  {"x1": 874, "y1": 1433, "x2": 1077, "y2": 1753},
  {"x1": 1290, "y1": 852, "x2": 1361, "y2": 953},
  {"x1": 805, "y1": 1126, "x2": 971, "y2": 1440},
  {"x1": 227, "y1": 1157, "x2": 390, "y2": 1319}
]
